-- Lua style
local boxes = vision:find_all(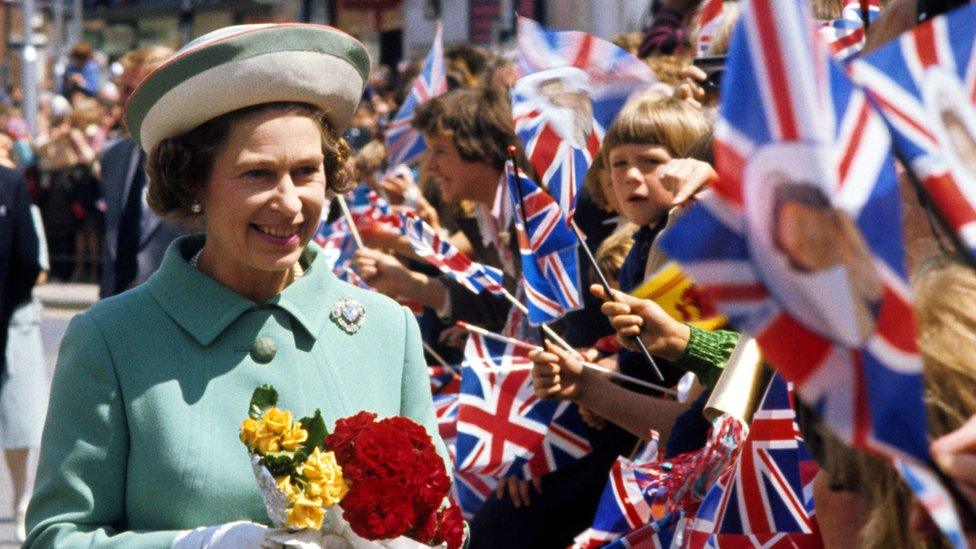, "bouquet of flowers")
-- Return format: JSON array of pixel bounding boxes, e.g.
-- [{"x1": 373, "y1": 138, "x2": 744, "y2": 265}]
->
[{"x1": 241, "y1": 386, "x2": 463, "y2": 548}]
